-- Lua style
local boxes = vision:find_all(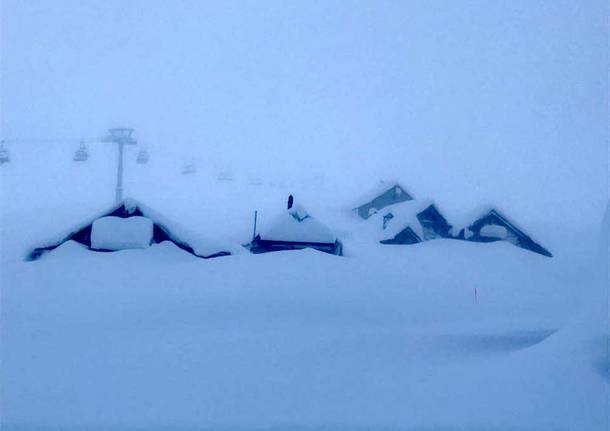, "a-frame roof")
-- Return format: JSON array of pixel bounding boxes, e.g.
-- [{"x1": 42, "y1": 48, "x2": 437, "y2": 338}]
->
[{"x1": 26, "y1": 198, "x2": 234, "y2": 260}]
